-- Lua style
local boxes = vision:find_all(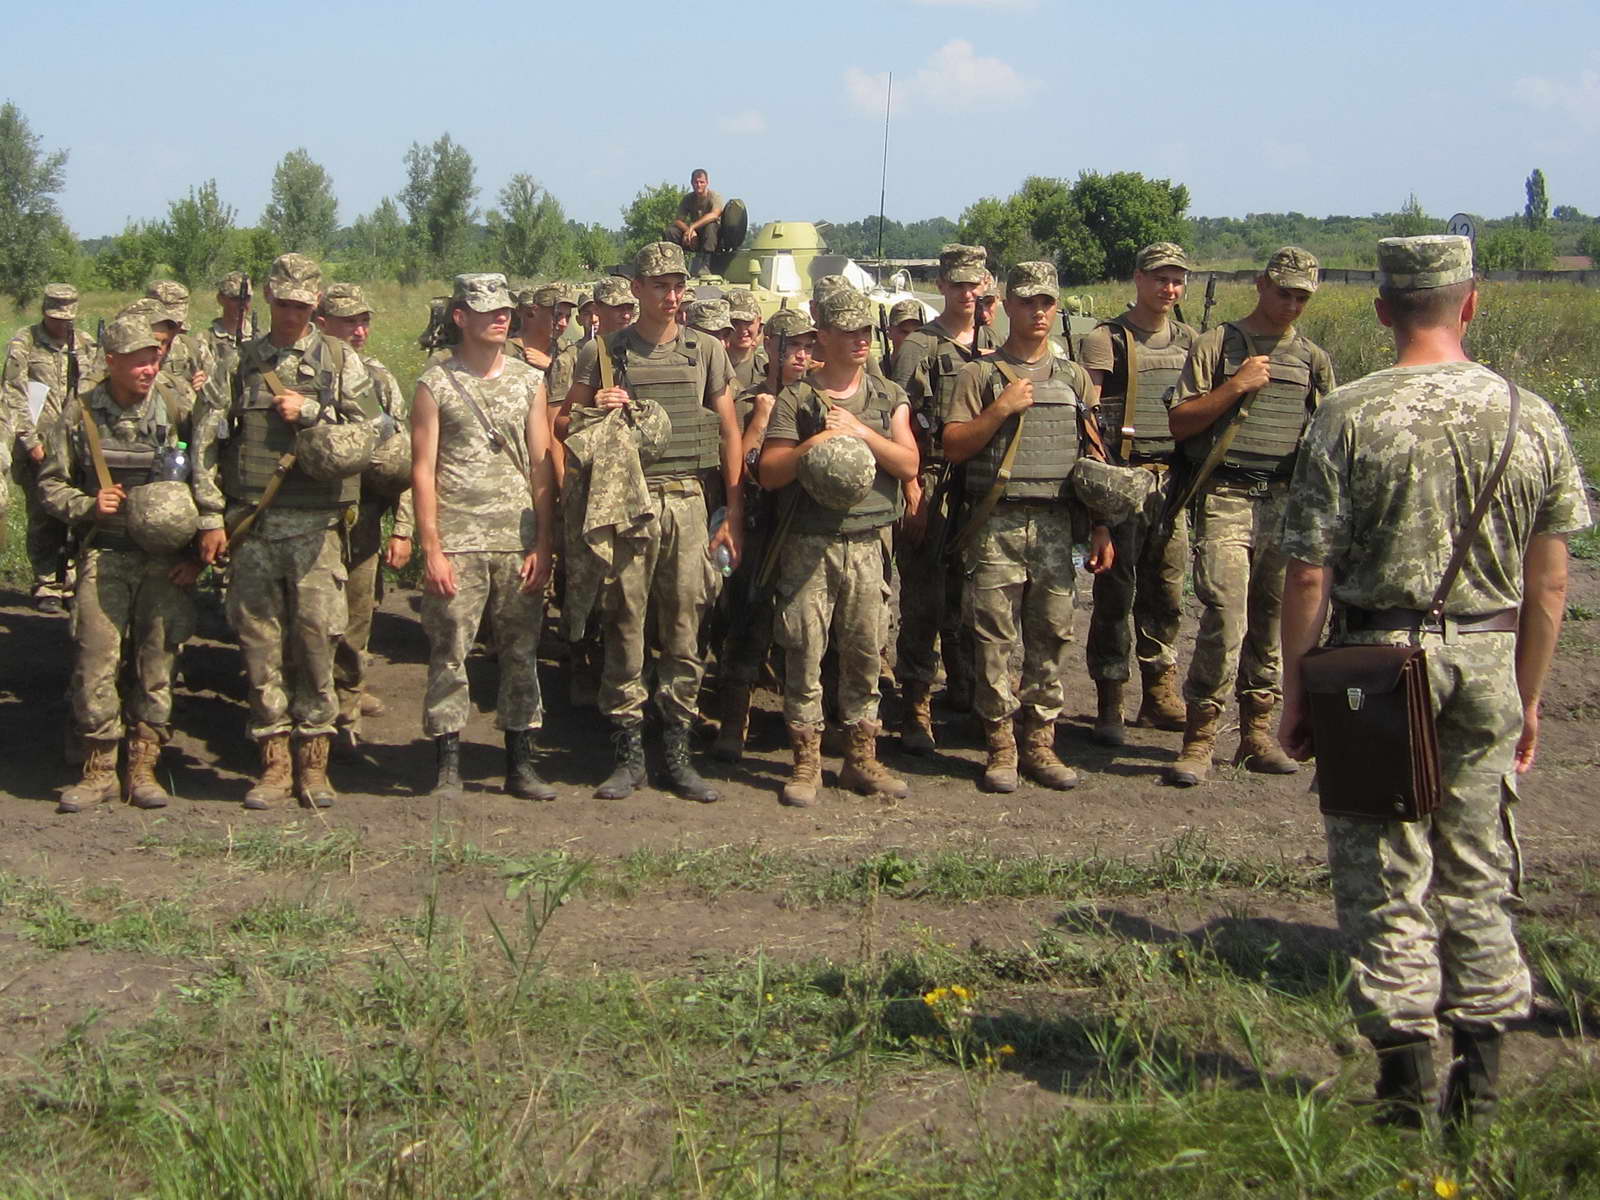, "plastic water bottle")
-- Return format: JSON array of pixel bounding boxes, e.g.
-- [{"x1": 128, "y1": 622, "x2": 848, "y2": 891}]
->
[
  {"x1": 155, "y1": 442, "x2": 191, "y2": 483},
  {"x1": 708, "y1": 506, "x2": 734, "y2": 577}
]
